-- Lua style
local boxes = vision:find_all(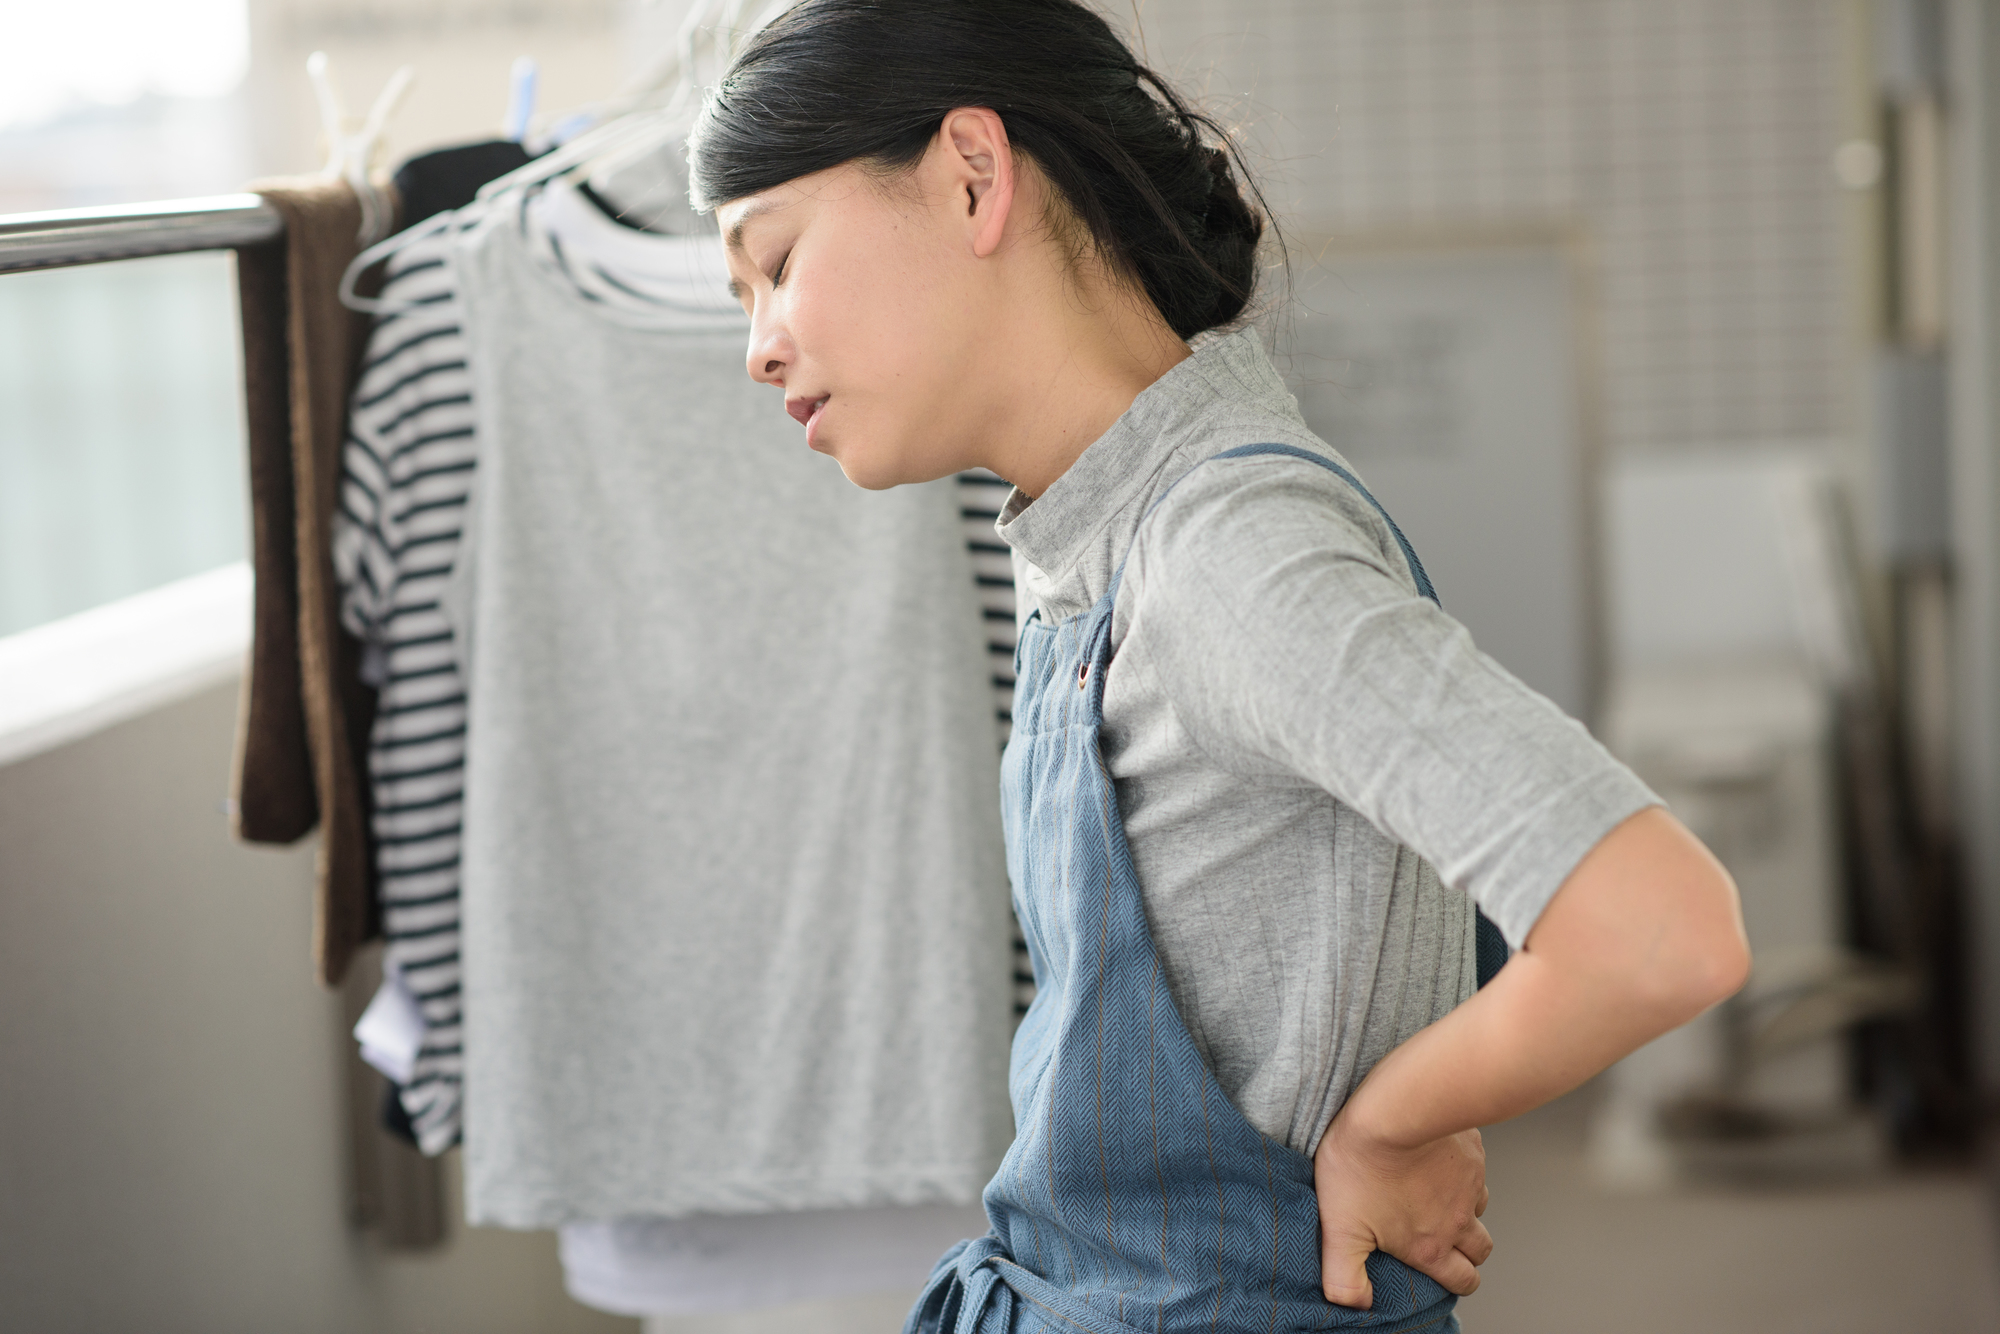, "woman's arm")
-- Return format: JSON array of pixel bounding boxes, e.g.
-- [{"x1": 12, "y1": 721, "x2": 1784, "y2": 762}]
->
[{"x1": 1315, "y1": 806, "x2": 1751, "y2": 1307}]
